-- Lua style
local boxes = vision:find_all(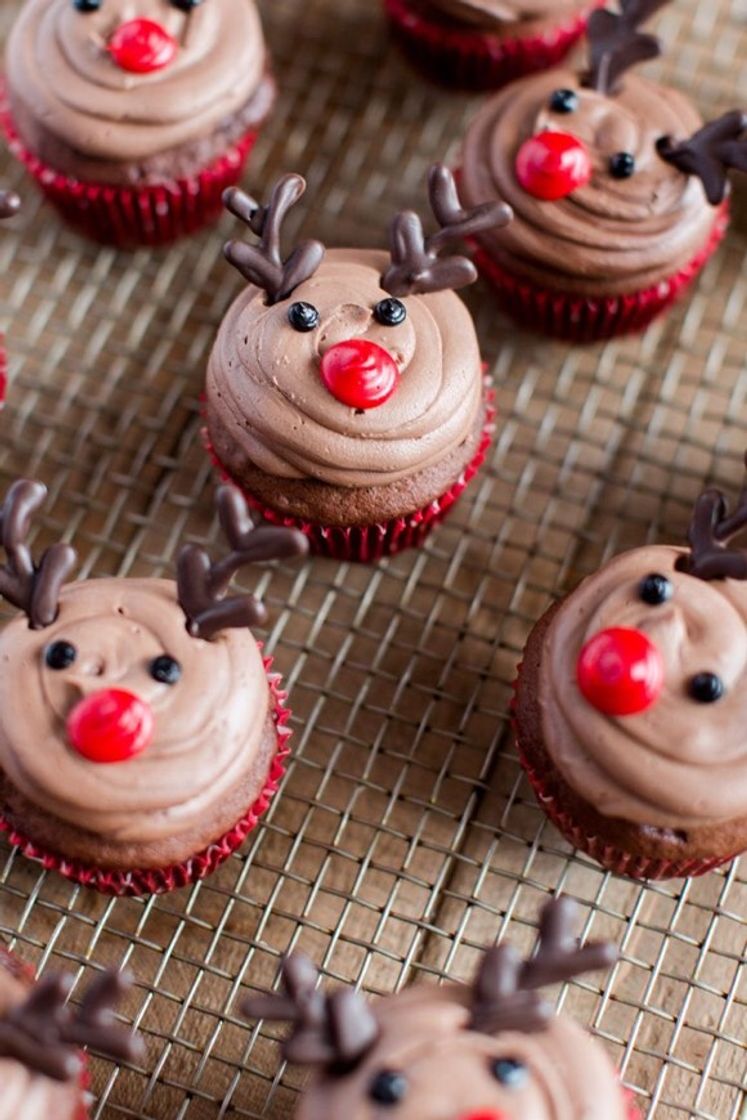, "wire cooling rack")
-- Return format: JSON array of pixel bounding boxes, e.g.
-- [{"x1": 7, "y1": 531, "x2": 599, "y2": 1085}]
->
[{"x1": 0, "y1": 0, "x2": 746, "y2": 1116}]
